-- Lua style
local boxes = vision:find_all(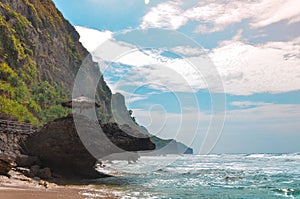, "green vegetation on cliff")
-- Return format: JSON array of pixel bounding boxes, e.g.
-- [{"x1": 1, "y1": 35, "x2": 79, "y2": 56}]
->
[
  {"x1": 0, "y1": 0, "x2": 112, "y2": 126},
  {"x1": 0, "y1": 1, "x2": 69, "y2": 125}
]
